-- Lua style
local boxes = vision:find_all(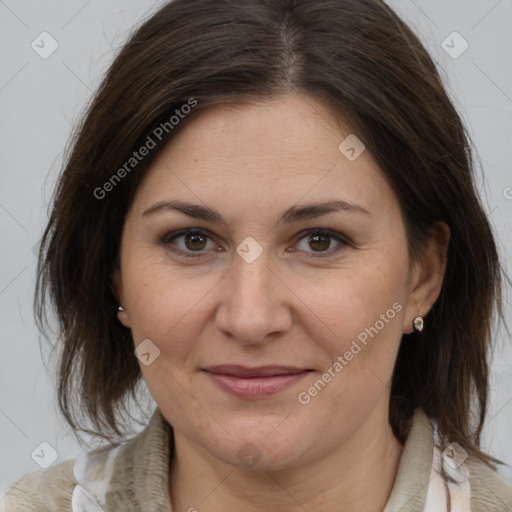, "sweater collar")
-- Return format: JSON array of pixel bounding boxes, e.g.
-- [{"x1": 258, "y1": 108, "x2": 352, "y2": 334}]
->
[{"x1": 383, "y1": 409, "x2": 434, "y2": 511}]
